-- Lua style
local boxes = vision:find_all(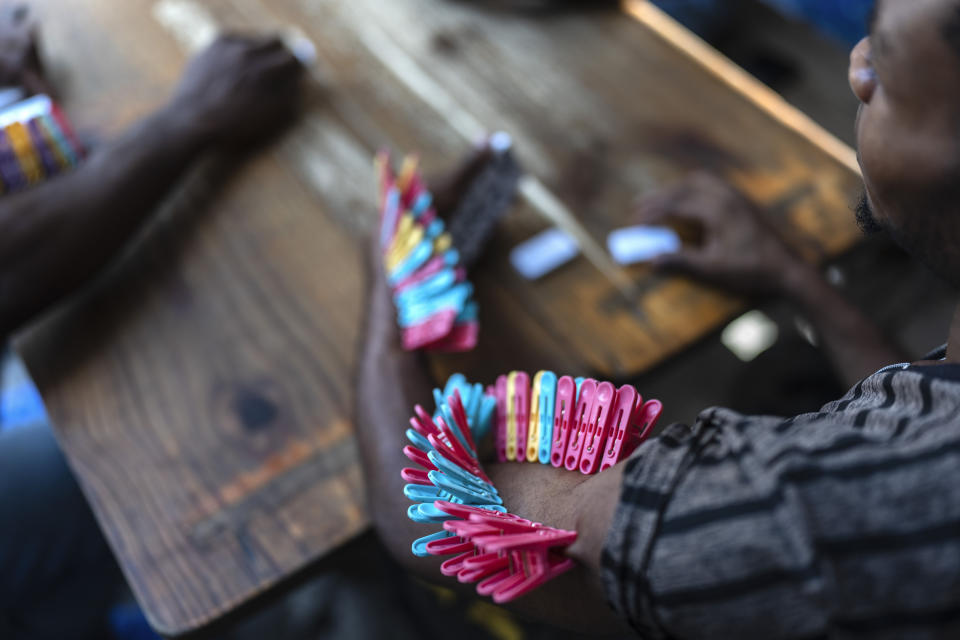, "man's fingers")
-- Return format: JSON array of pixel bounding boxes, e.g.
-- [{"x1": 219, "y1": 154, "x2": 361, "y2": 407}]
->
[
  {"x1": 255, "y1": 50, "x2": 304, "y2": 78},
  {"x1": 651, "y1": 249, "x2": 710, "y2": 277},
  {"x1": 21, "y1": 68, "x2": 52, "y2": 98}
]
